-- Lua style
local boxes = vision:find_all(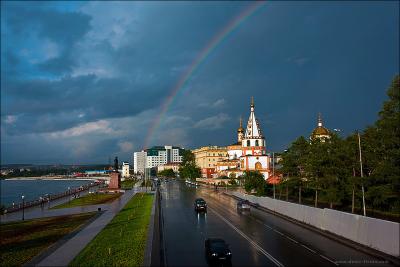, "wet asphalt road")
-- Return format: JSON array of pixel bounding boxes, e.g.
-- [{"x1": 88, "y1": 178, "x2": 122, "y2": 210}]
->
[{"x1": 161, "y1": 180, "x2": 393, "y2": 267}]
